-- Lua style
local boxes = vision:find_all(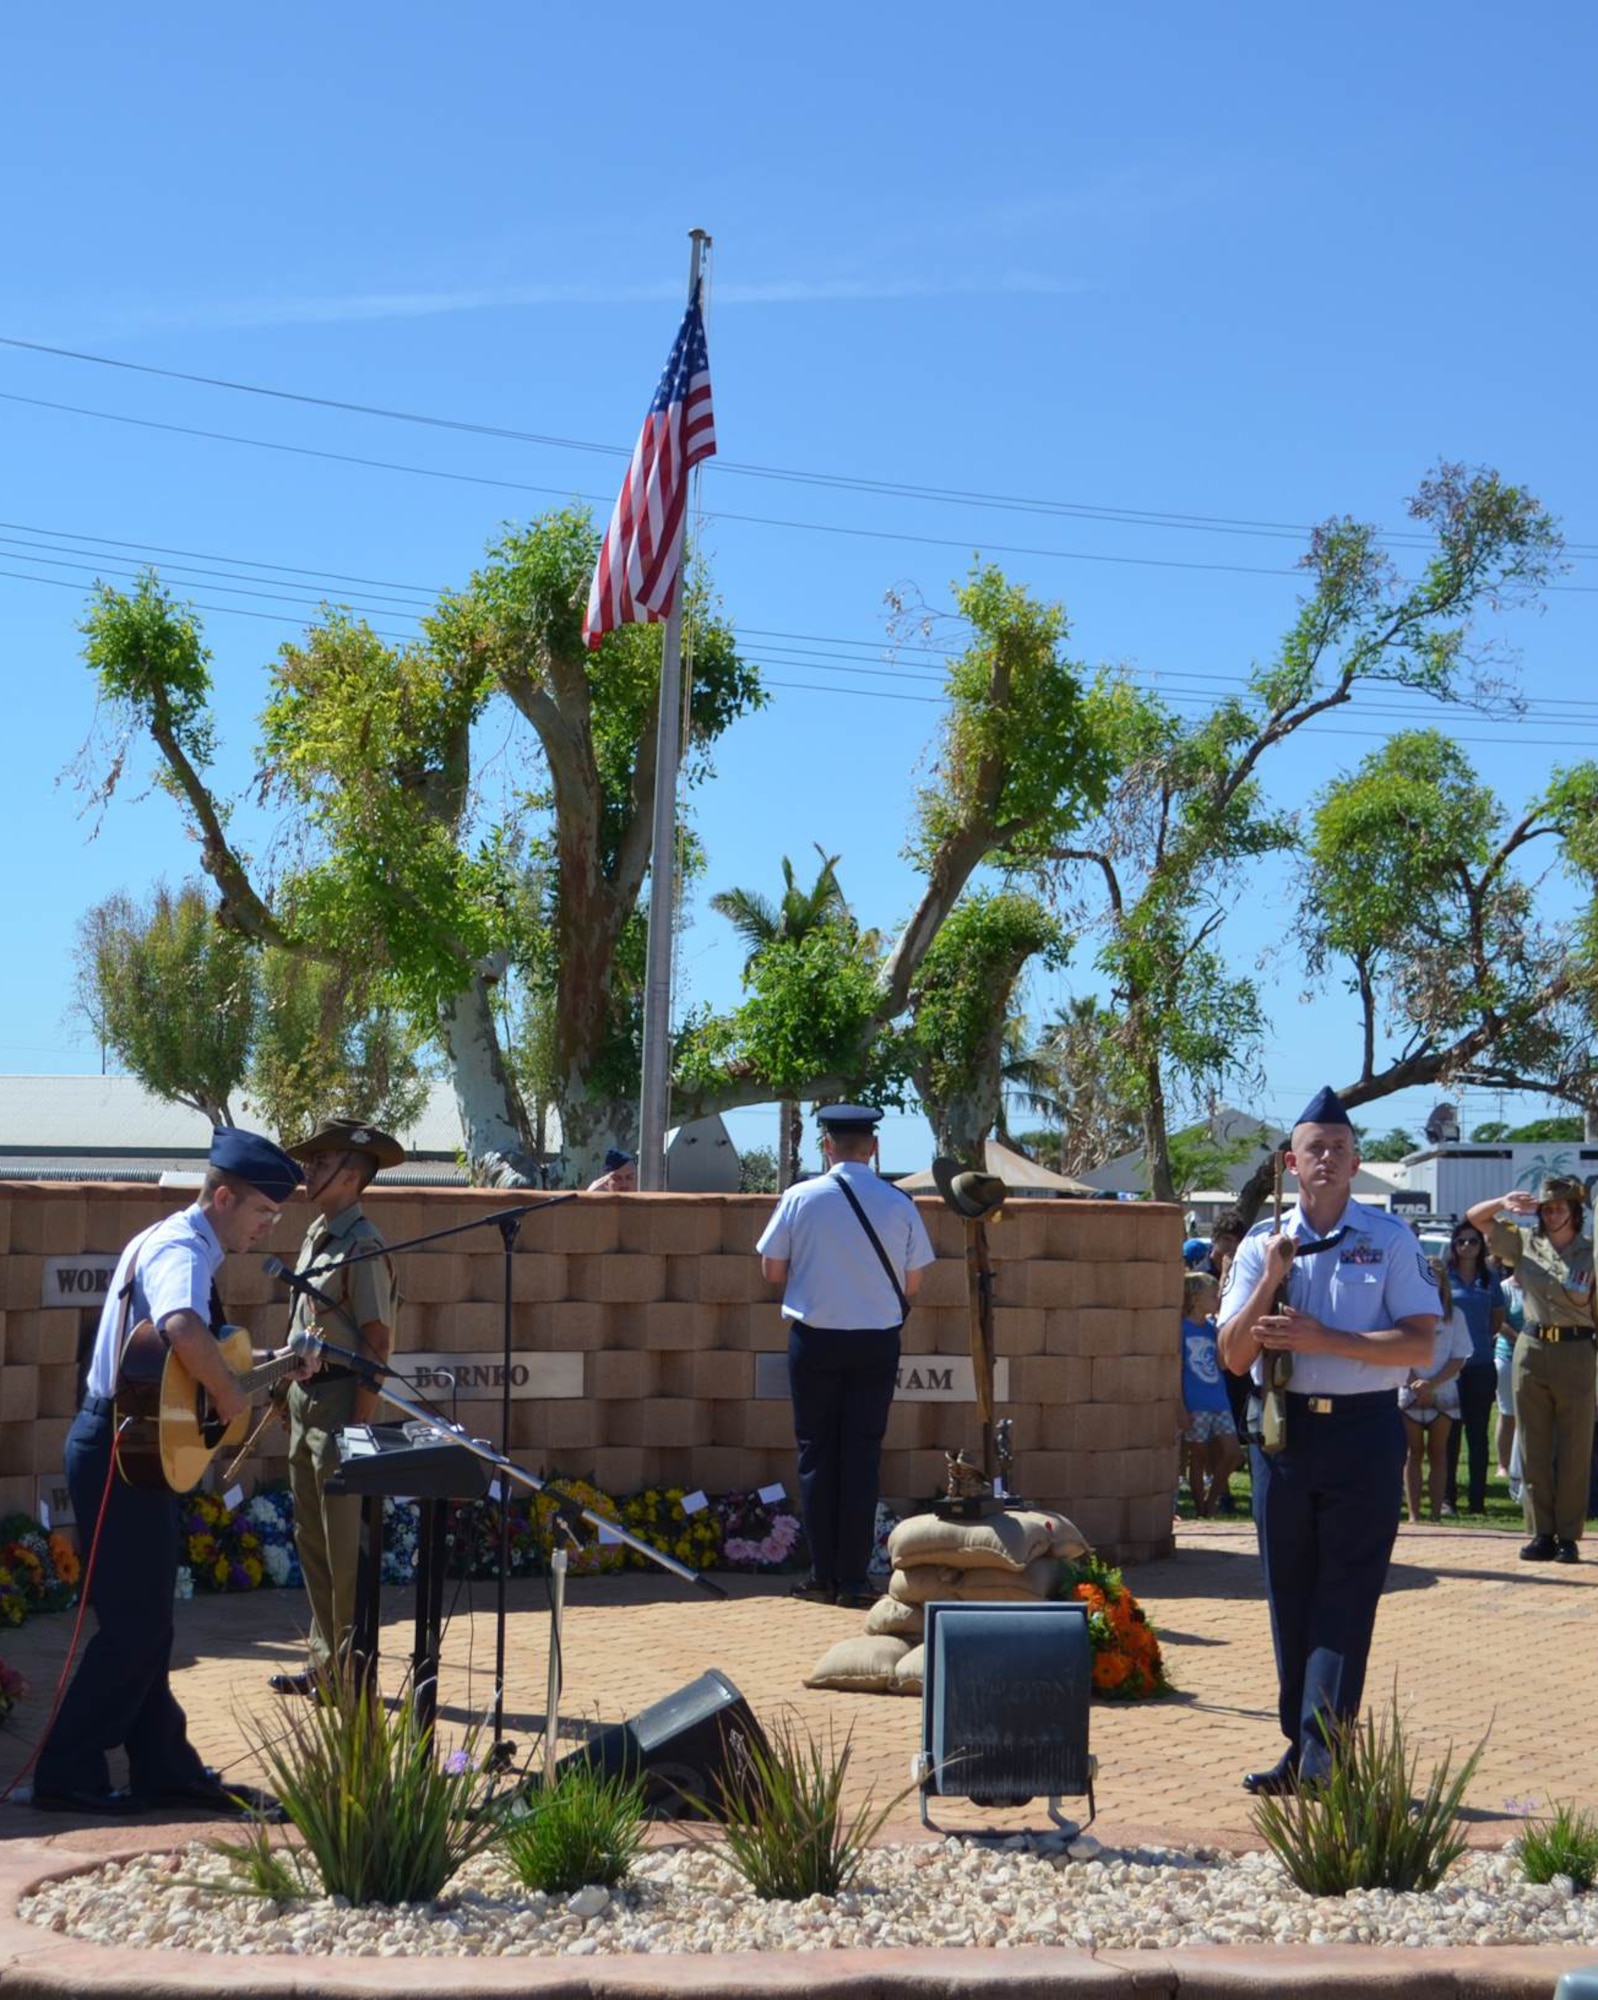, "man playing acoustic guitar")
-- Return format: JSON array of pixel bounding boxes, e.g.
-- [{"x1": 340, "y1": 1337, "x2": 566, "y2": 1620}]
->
[{"x1": 31, "y1": 1127, "x2": 305, "y2": 1818}]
